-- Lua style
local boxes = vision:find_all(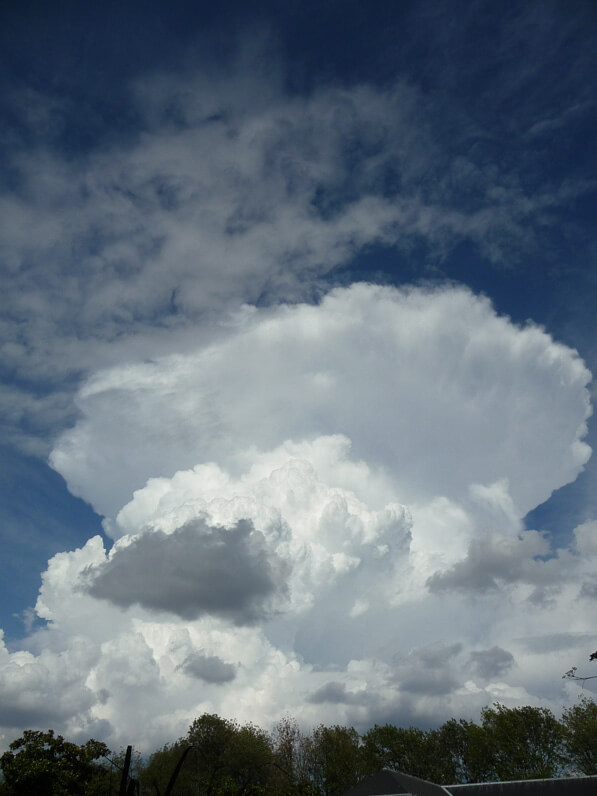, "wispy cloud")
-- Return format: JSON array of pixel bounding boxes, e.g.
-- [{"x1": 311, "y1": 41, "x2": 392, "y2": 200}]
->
[{"x1": 1, "y1": 51, "x2": 593, "y2": 452}]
